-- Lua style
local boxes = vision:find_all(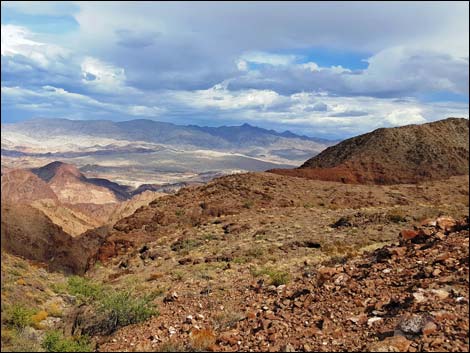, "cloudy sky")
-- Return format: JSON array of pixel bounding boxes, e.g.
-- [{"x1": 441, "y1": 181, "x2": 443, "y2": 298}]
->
[{"x1": 1, "y1": 1, "x2": 468, "y2": 139}]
